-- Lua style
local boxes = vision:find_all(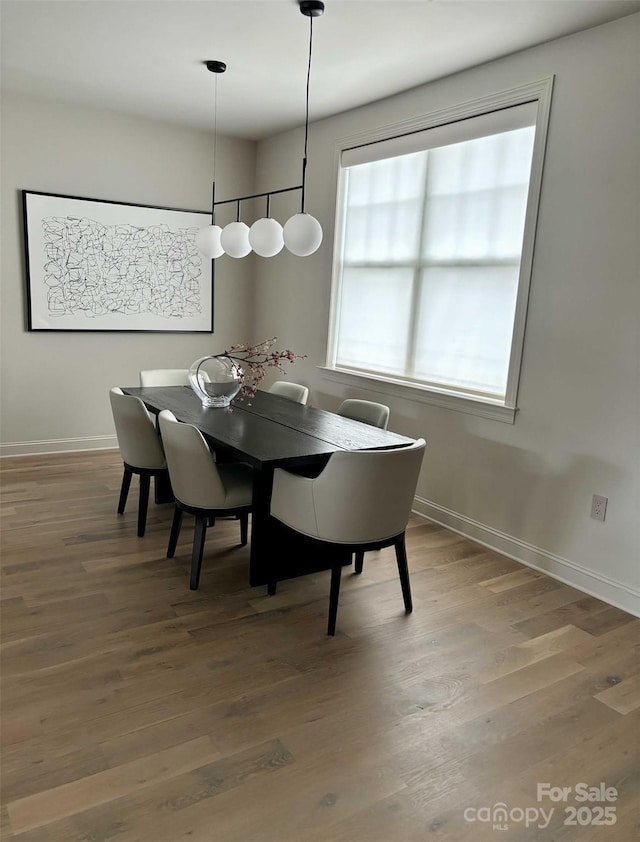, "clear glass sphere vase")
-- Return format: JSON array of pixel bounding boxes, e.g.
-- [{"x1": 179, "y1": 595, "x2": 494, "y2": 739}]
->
[{"x1": 188, "y1": 355, "x2": 243, "y2": 408}]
